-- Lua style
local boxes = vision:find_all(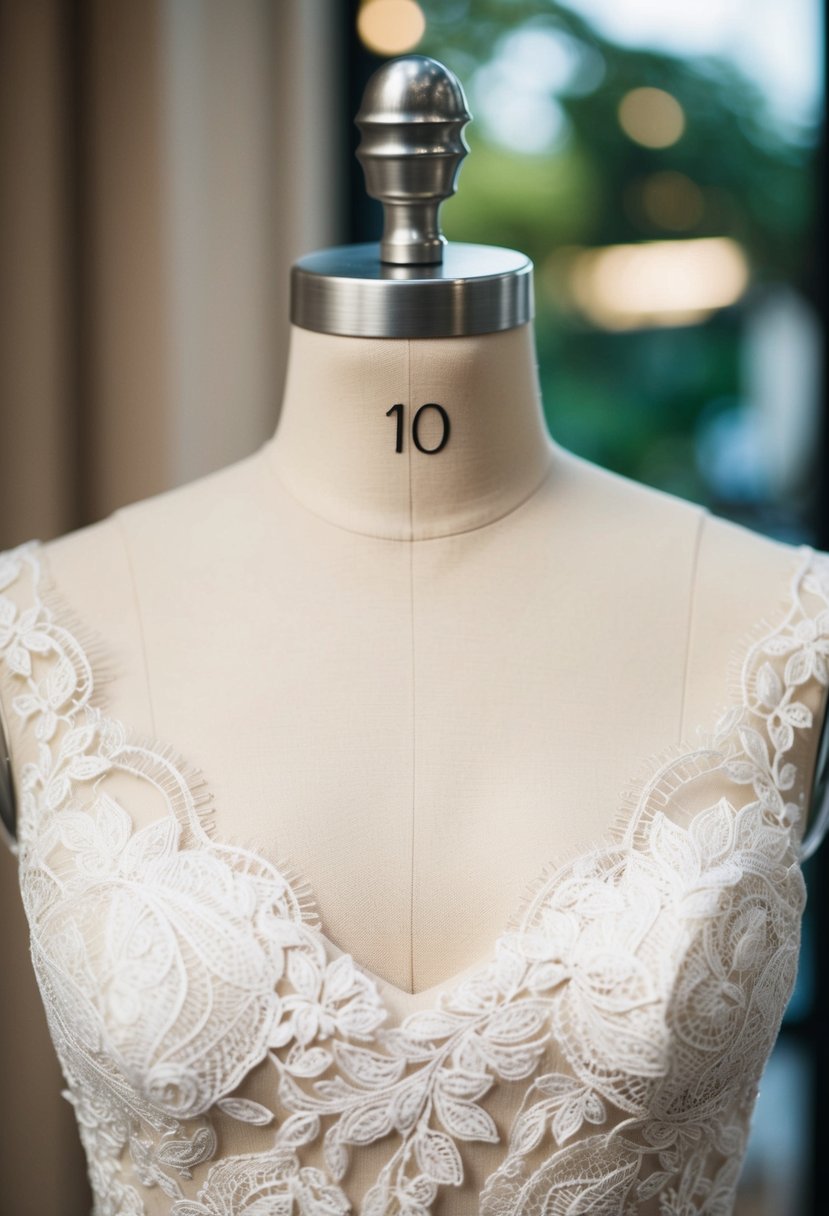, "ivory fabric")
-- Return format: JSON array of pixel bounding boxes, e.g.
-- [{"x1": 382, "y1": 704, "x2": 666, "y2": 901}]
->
[{"x1": 0, "y1": 534, "x2": 828, "y2": 1214}]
